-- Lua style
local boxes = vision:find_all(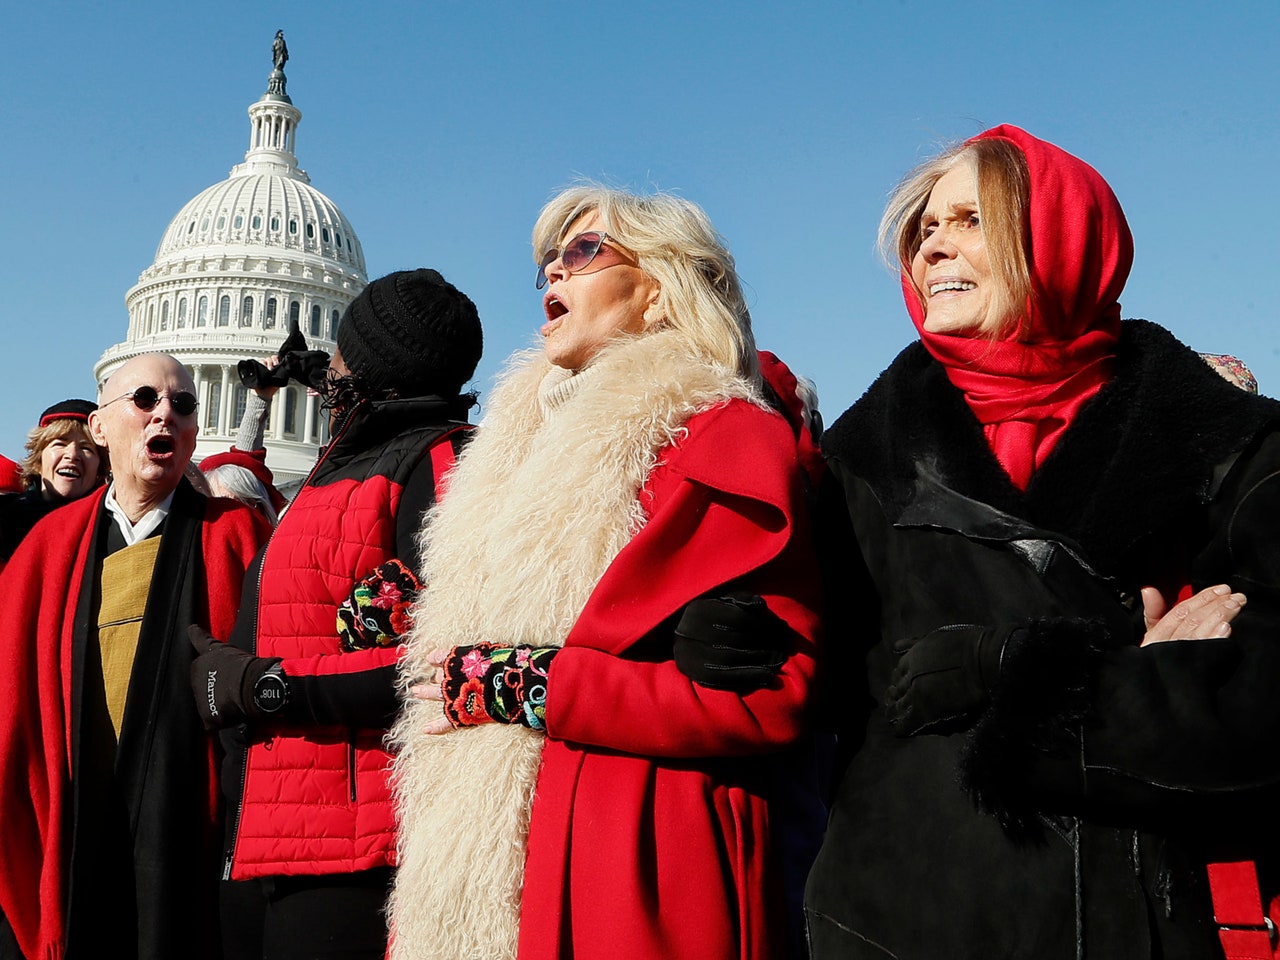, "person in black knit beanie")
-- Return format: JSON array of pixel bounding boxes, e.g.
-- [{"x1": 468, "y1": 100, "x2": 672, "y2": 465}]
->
[
  {"x1": 191, "y1": 267, "x2": 482, "y2": 960},
  {"x1": 336, "y1": 268, "x2": 483, "y2": 401}
]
